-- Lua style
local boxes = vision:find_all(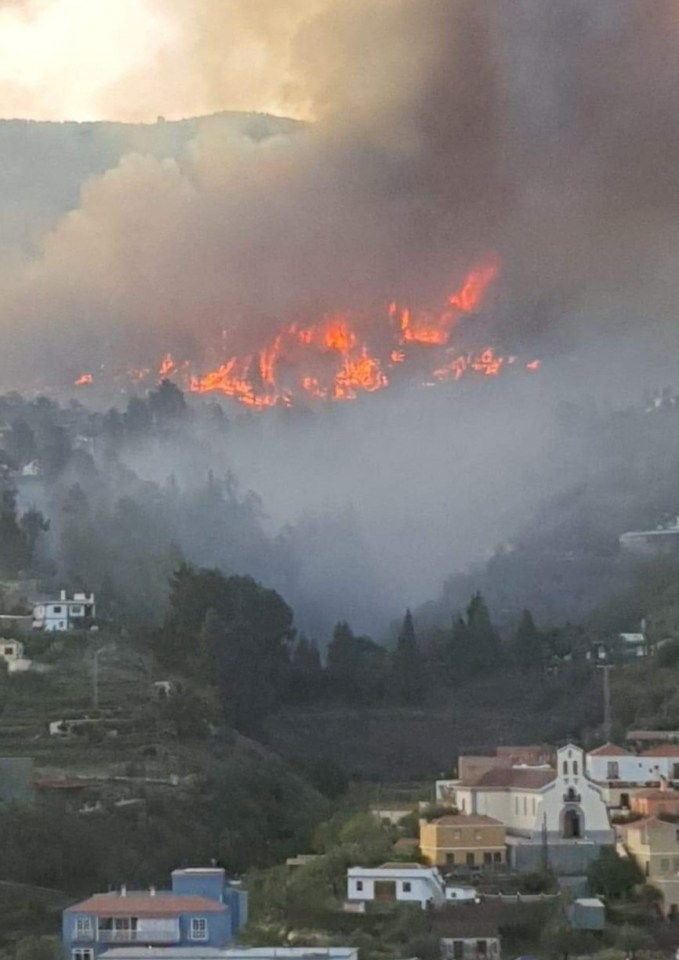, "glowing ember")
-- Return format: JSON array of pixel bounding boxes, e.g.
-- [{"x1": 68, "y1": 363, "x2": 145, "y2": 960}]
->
[
  {"x1": 526, "y1": 359, "x2": 541, "y2": 371},
  {"x1": 74, "y1": 373, "x2": 94, "y2": 386},
  {"x1": 159, "y1": 353, "x2": 177, "y2": 377}
]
